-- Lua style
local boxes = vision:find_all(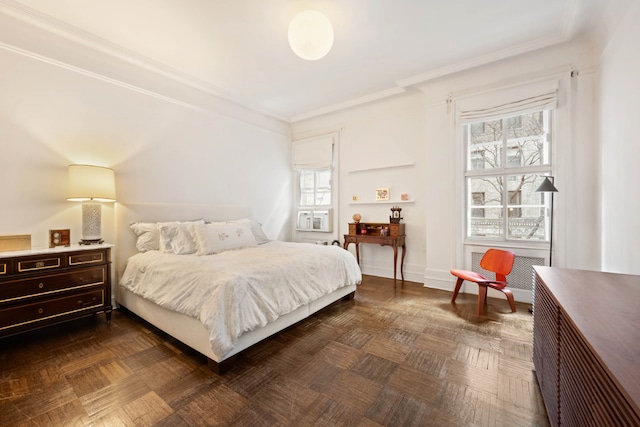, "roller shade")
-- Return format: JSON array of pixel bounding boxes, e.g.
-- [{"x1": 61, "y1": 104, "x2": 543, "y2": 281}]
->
[
  {"x1": 456, "y1": 79, "x2": 559, "y2": 124},
  {"x1": 292, "y1": 136, "x2": 334, "y2": 170}
]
